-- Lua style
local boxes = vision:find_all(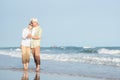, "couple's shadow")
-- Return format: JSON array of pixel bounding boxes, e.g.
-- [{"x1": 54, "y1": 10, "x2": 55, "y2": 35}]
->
[{"x1": 21, "y1": 71, "x2": 40, "y2": 80}]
